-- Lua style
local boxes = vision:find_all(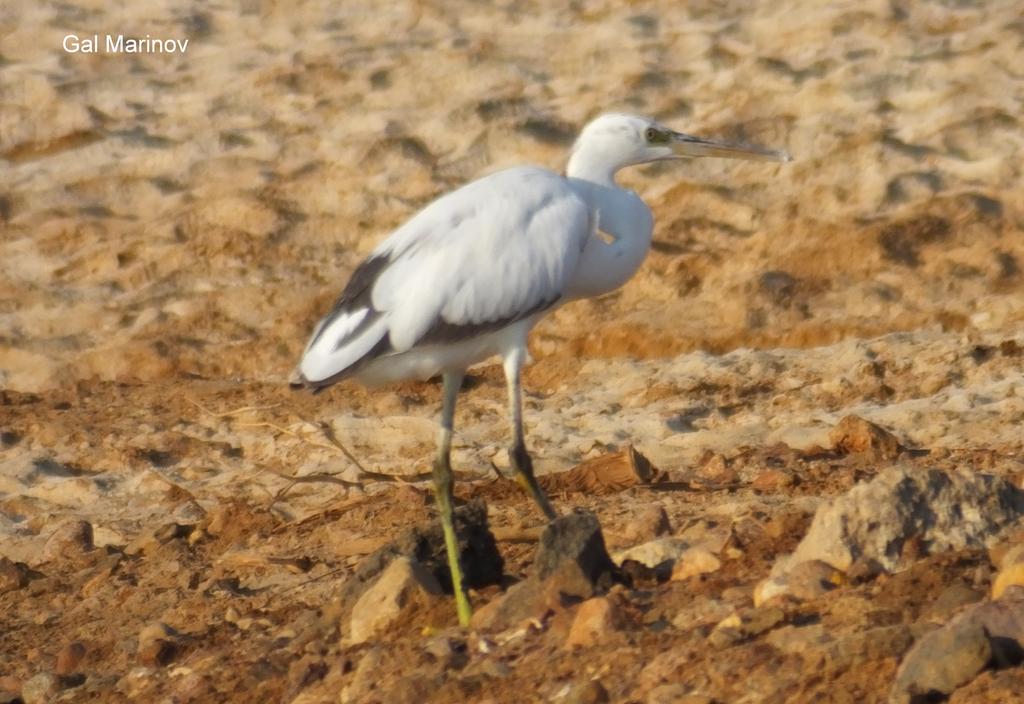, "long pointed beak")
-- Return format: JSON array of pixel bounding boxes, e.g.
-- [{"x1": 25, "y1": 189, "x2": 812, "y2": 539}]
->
[{"x1": 670, "y1": 131, "x2": 791, "y2": 162}]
